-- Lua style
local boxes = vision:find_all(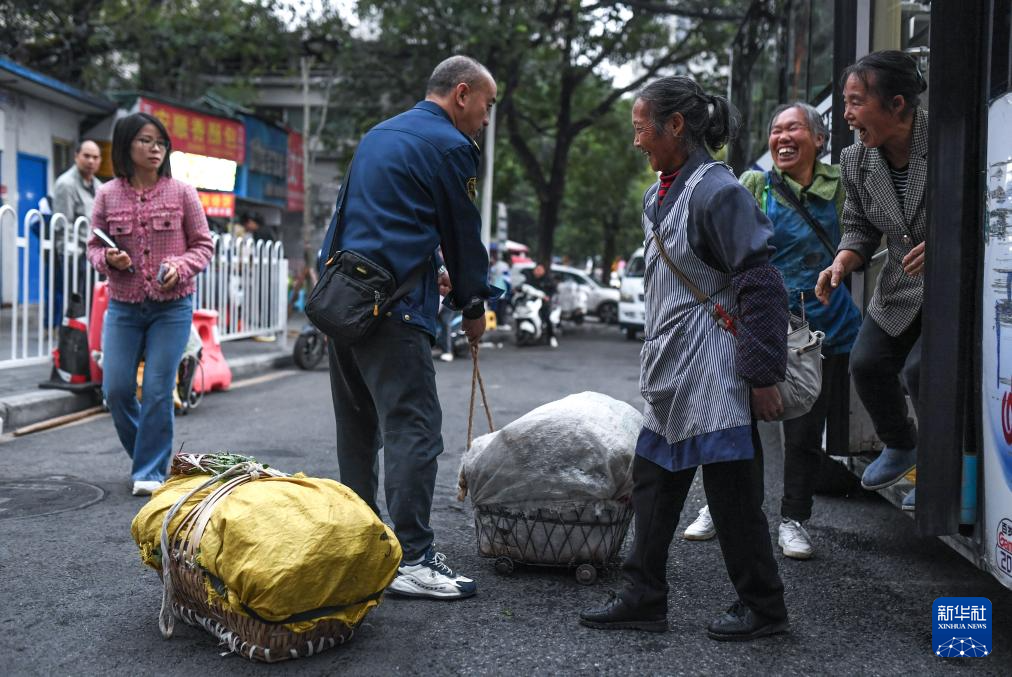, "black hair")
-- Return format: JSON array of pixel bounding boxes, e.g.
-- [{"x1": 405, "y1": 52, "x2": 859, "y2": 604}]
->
[
  {"x1": 426, "y1": 55, "x2": 492, "y2": 96},
  {"x1": 111, "y1": 112, "x2": 172, "y2": 179},
  {"x1": 841, "y1": 50, "x2": 927, "y2": 117},
  {"x1": 635, "y1": 76, "x2": 738, "y2": 151},
  {"x1": 75, "y1": 139, "x2": 100, "y2": 154}
]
